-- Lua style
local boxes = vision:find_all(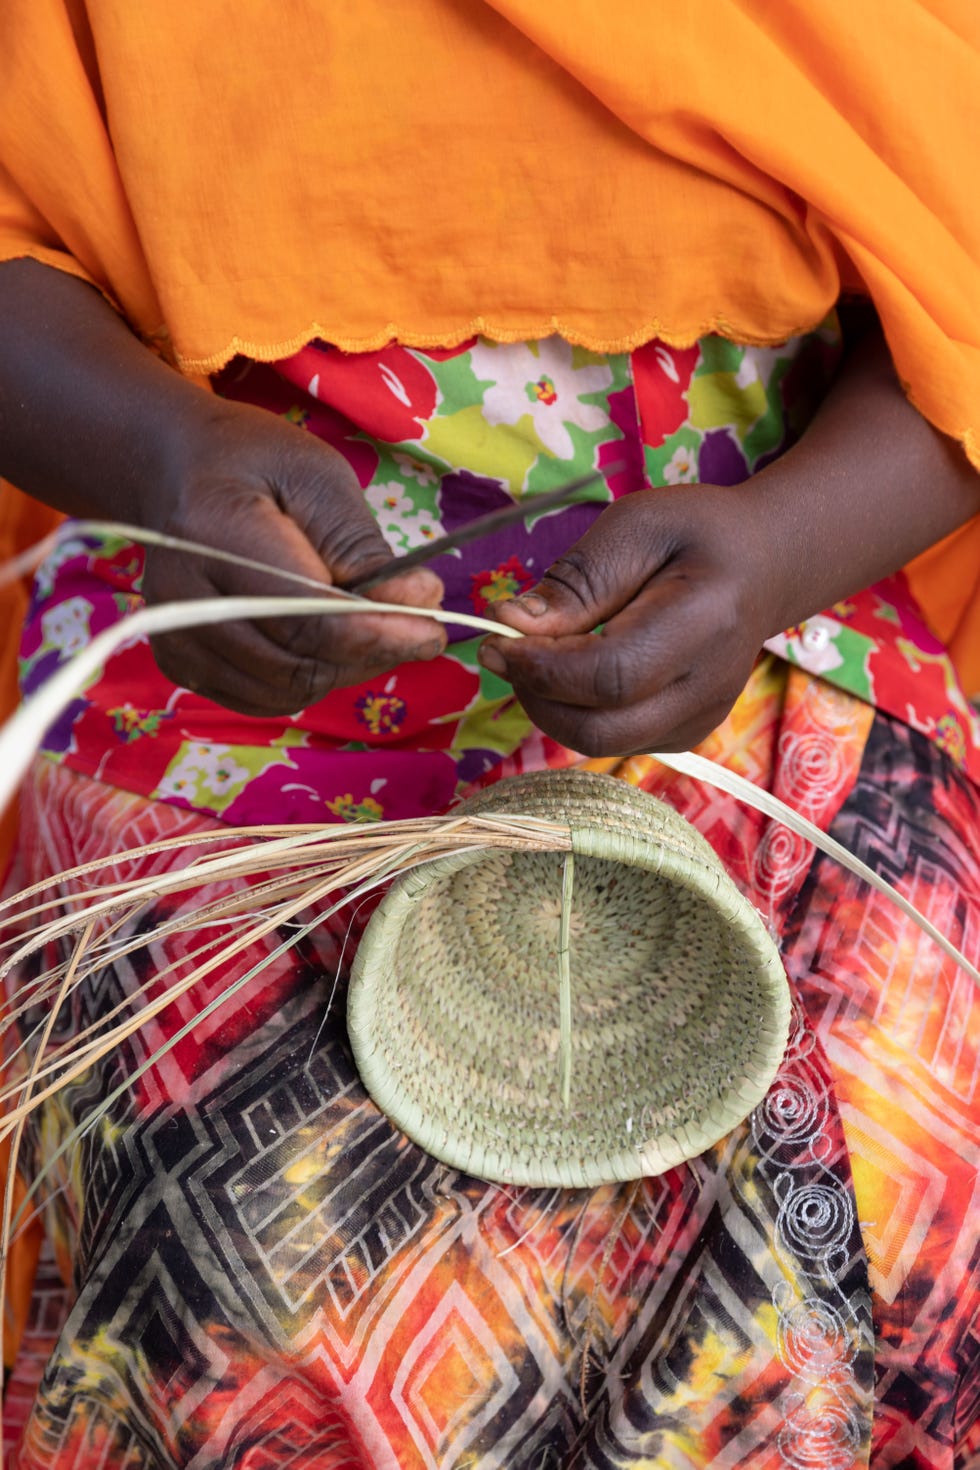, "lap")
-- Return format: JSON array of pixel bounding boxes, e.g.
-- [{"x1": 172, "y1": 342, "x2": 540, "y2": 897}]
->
[{"x1": 5, "y1": 664, "x2": 979, "y2": 1468}]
